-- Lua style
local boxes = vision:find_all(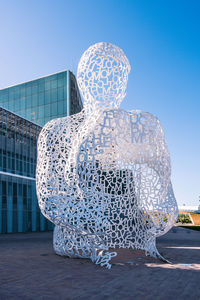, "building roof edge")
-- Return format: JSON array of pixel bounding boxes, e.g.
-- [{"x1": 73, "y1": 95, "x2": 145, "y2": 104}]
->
[
  {"x1": 0, "y1": 106, "x2": 42, "y2": 128},
  {"x1": 0, "y1": 69, "x2": 72, "y2": 91}
]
